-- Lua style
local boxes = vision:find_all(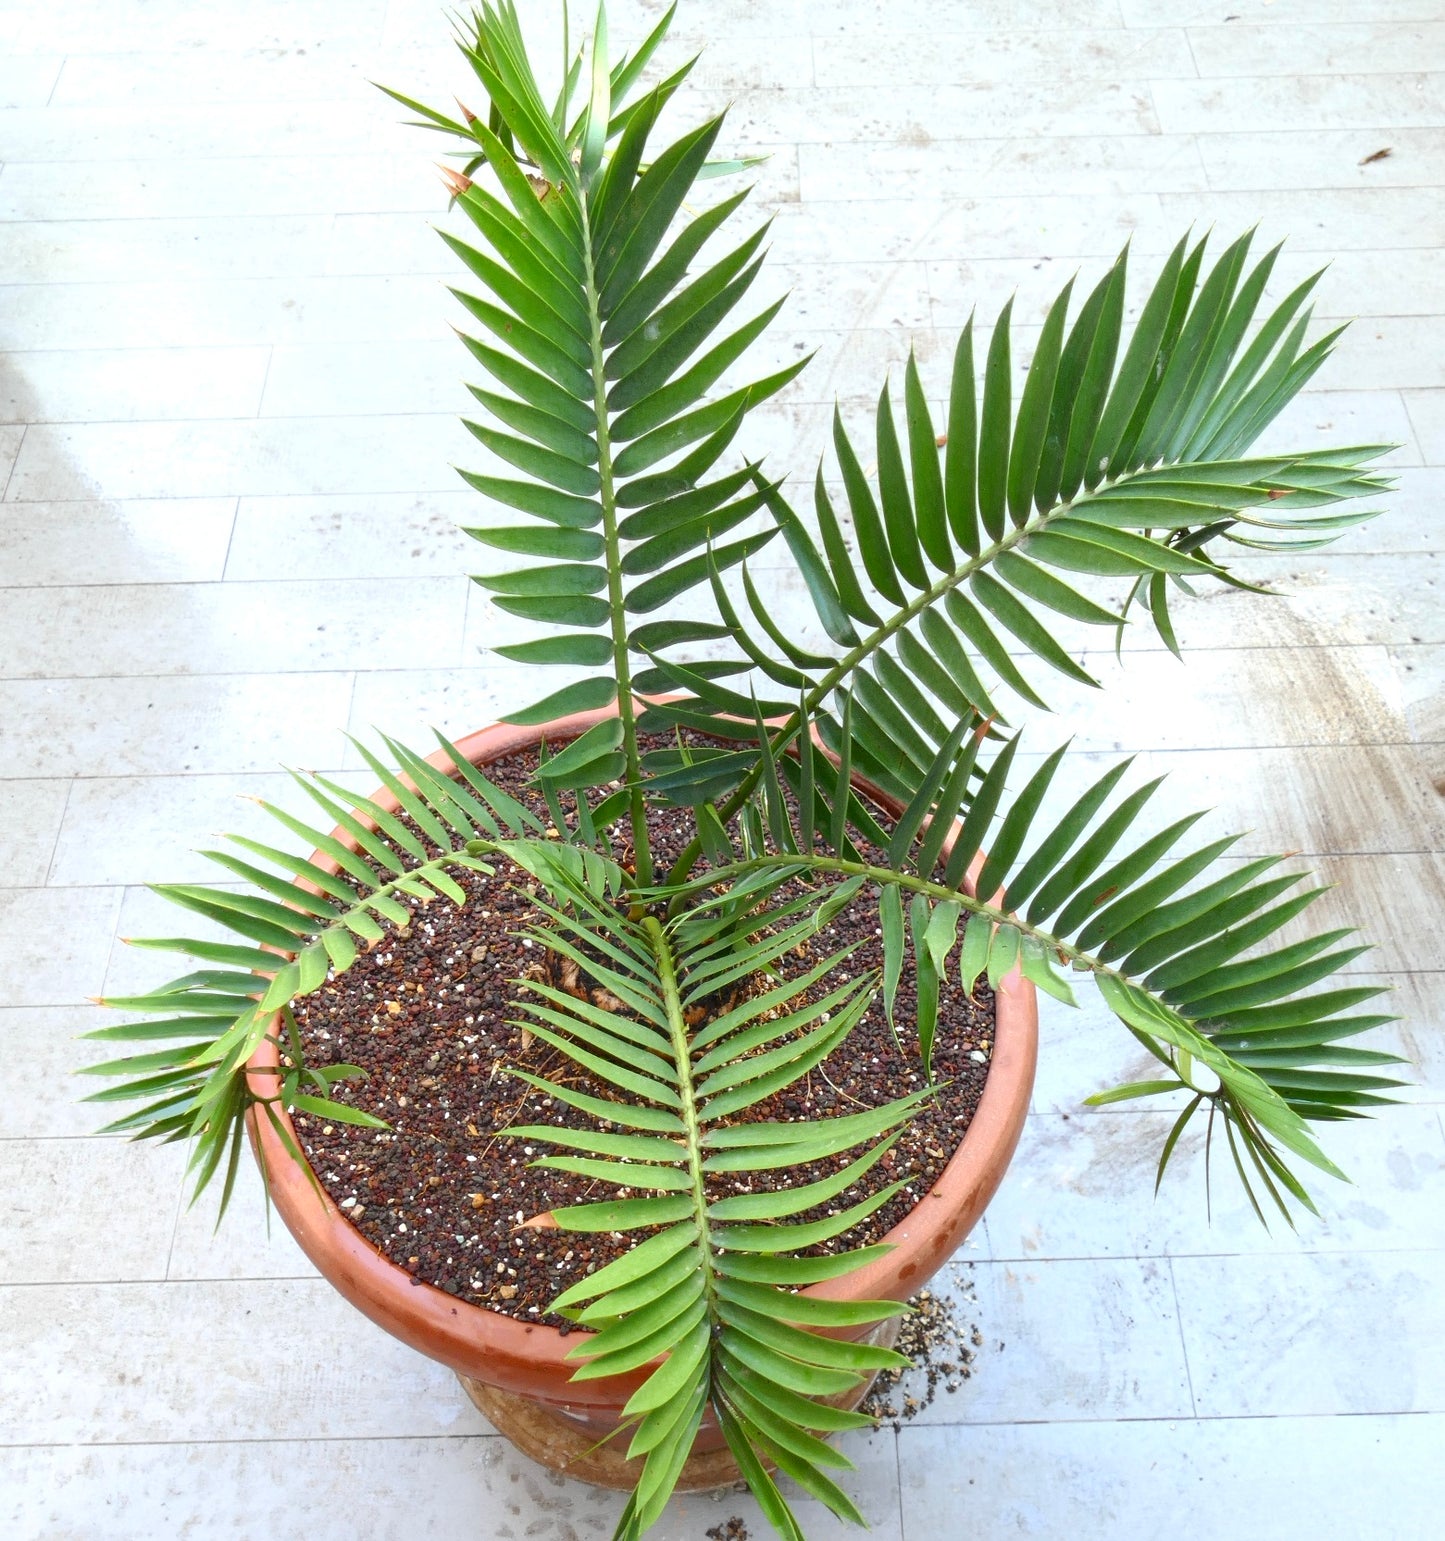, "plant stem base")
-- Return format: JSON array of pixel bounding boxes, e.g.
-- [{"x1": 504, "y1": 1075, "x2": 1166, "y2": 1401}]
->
[
  {"x1": 456, "y1": 1375, "x2": 744, "y2": 1492},
  {"x1": 457, "y1": 1317, "x2": 901, "y2": 1494}
]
